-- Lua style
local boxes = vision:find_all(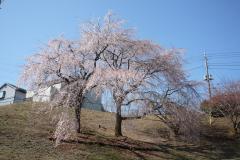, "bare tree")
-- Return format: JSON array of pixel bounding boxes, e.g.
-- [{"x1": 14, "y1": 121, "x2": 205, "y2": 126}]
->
[{"x1": 142, "y1": 79, "x2": 202, "y2": 141}]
